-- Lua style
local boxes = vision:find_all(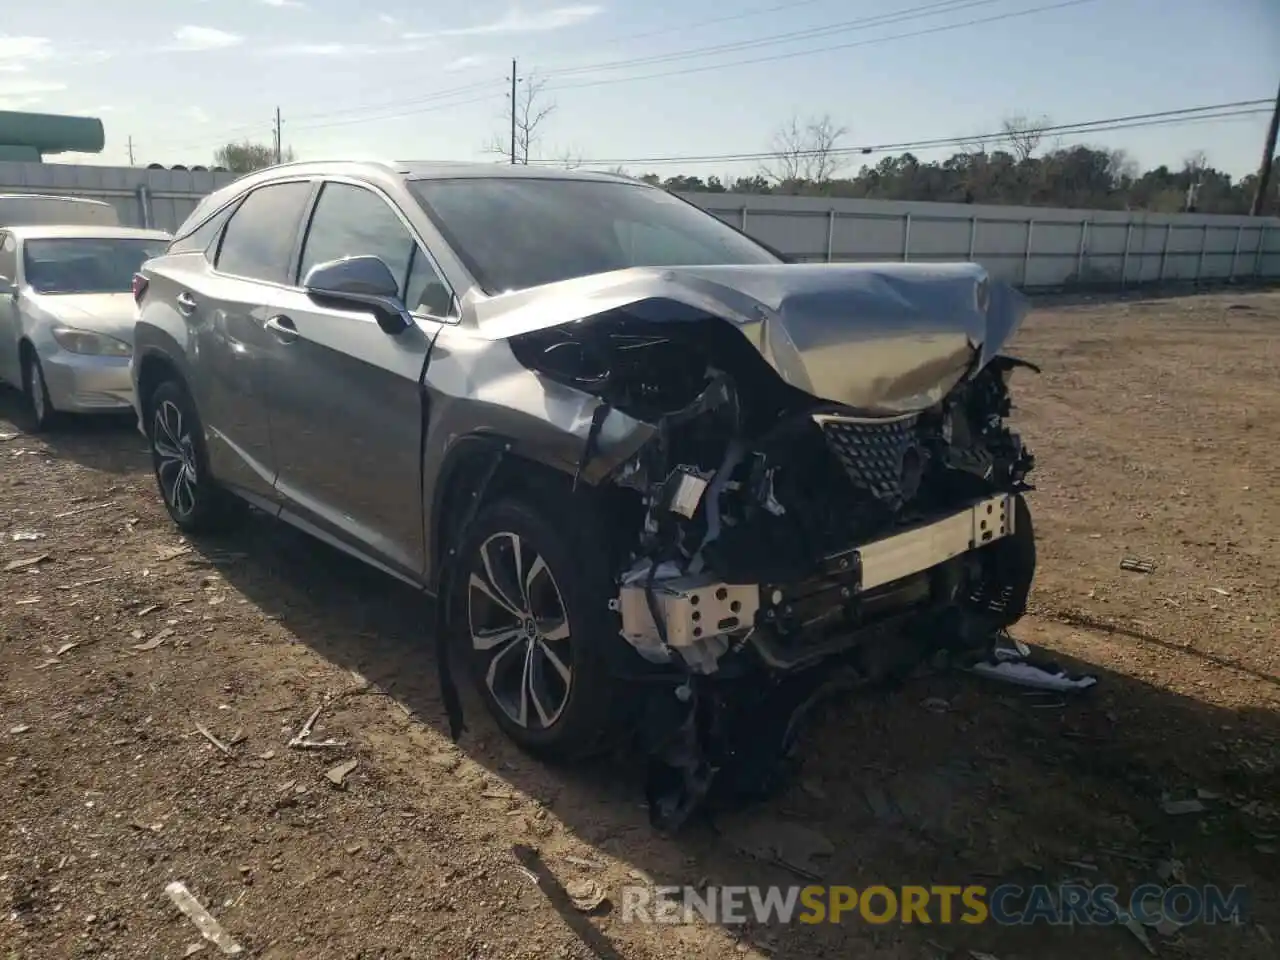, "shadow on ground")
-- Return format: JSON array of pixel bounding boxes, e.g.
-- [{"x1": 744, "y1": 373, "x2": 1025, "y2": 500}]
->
[
  {"x1": 0, "y1": 385, "x2": 142, "y2": 476},
  {"x1": 185, "y1": 509, "x2": 1280, "y2": 960}
]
